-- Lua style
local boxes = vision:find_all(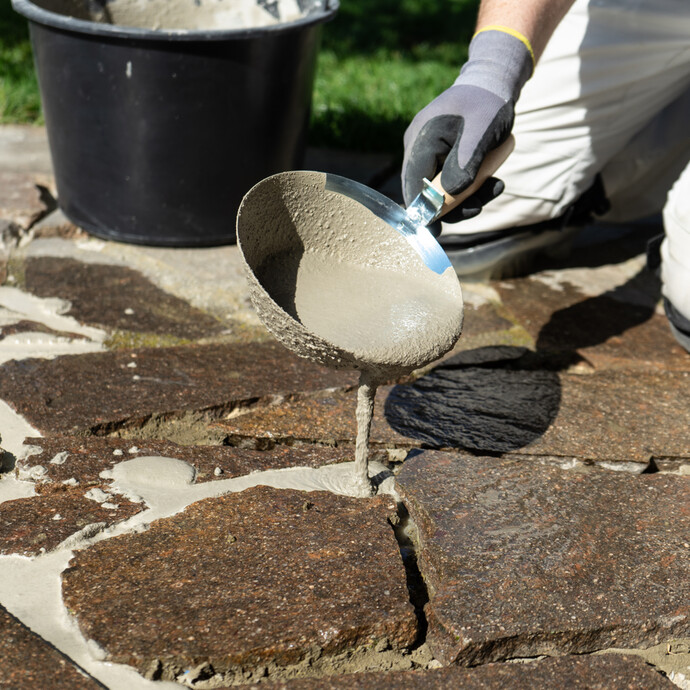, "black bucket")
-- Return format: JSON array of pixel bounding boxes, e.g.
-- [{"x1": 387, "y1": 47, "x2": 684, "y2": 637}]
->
[{"x1": 12, "y1": 0, "x2": 338, "y2": 246}]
